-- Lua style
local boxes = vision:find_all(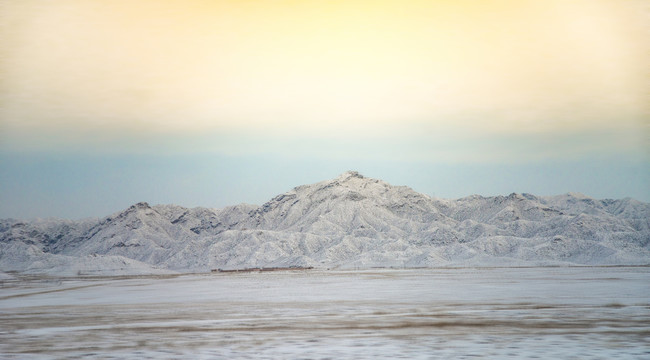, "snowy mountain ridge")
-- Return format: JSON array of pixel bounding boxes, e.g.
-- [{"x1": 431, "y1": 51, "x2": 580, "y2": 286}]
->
[{"x1": 1, "y1": 171, "x2": 648, "y2": 276}]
